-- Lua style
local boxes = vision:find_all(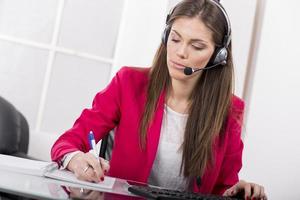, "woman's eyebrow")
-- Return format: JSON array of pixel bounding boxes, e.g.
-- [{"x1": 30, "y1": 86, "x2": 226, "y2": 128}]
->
[{"x1": 171, "y1": 29, "x2": 208, "y2": 44}]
